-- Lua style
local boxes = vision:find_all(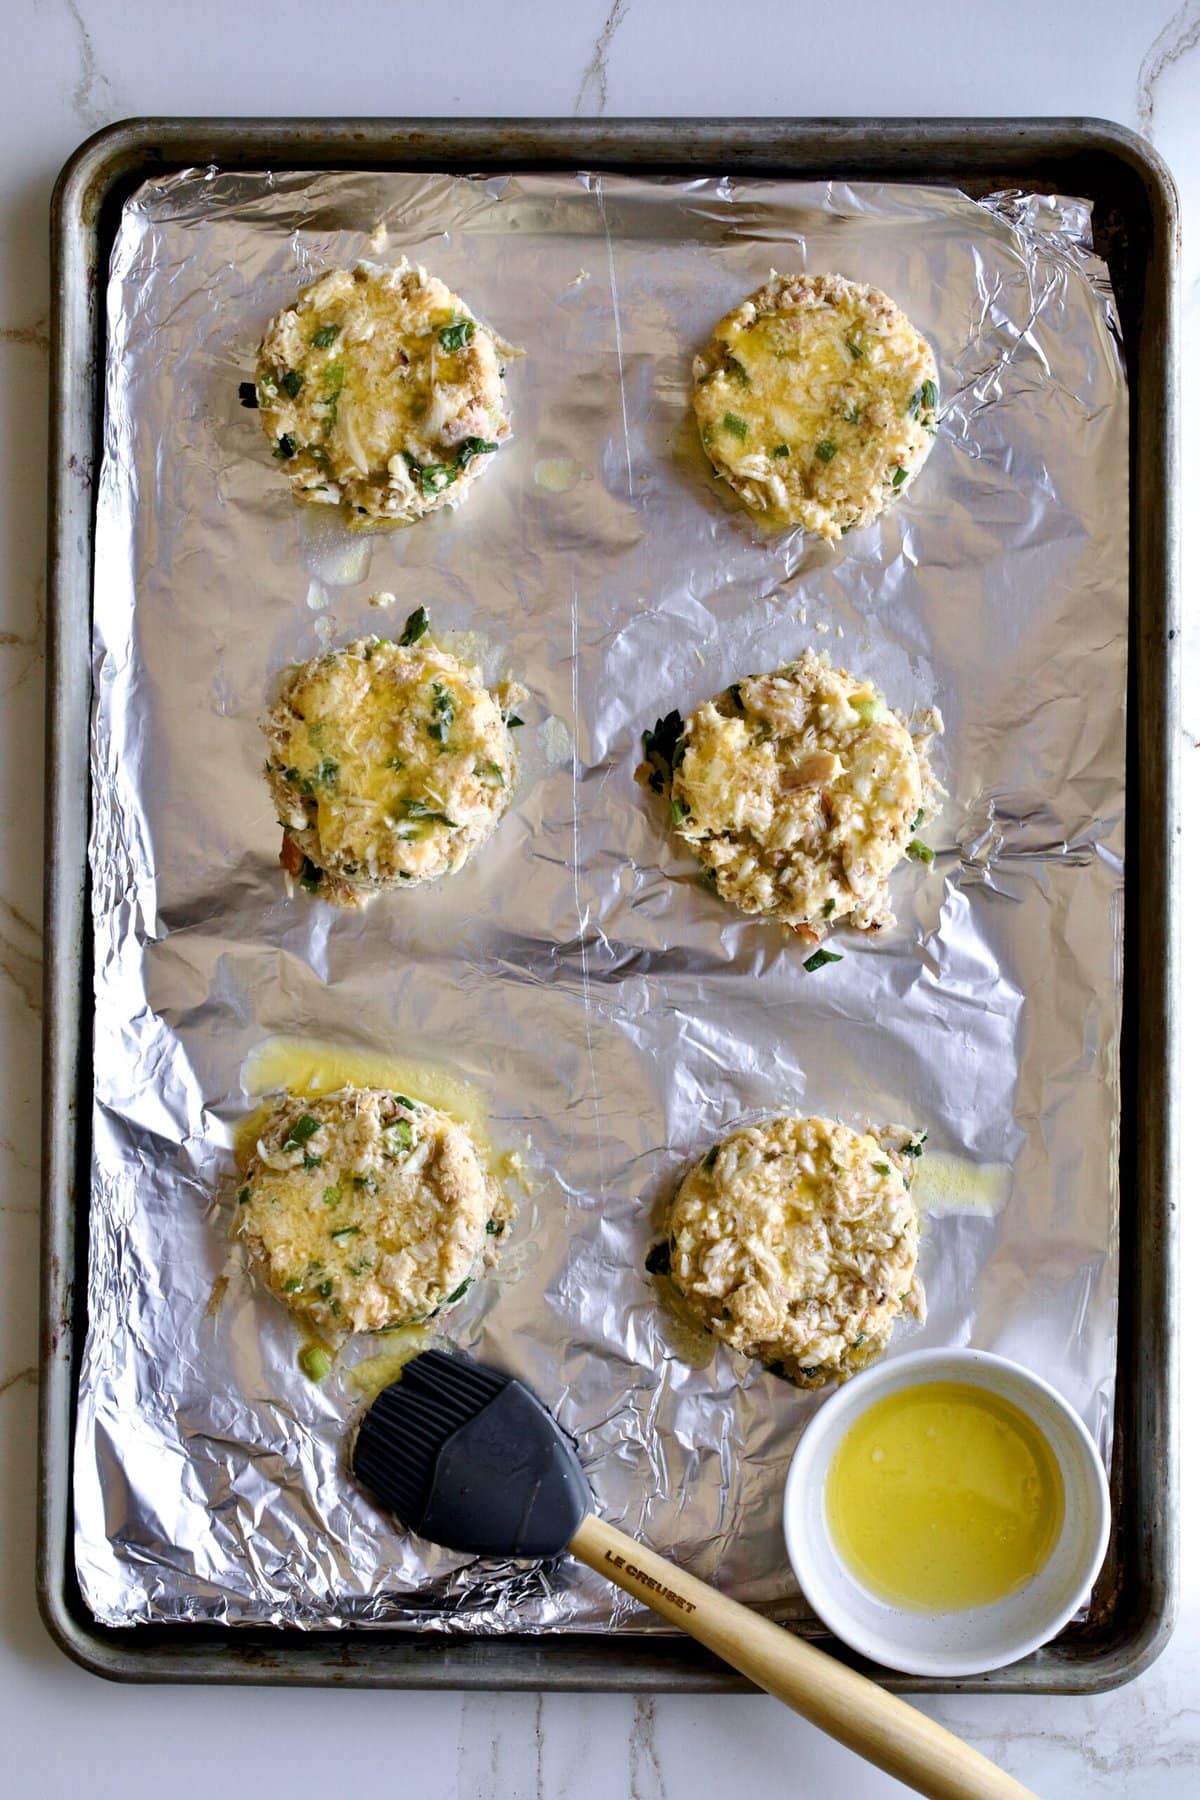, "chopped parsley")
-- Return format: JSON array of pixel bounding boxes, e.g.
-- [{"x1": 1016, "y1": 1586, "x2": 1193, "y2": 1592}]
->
[
  {"x1": 311, "y1": 324, "x2": 340, "y2": 349},
  {"x1": 803, "y1": 947, "x2": 844, "y2": 973},
  {"x1": 283, "y1": 1115, "x2": 321, "y2": 1151},
  {"x1": 399, "y1": 604, "x2": 430, "y2": 647},
  {"x1": 439, "y1": 318, "x2": 475, "y2": 352},
  {"x1": 722, "y1": 412, "x2": 748, "y2": 440},
  {"x1": 279, "y1": 369, "x2": 303, "y2": 399},
  {"x1": 428, "y1": 681, "x2": 454, "y2": 745},
  {"x1": 641, "y1": 710, "x2": 684, "y2": 795},
  {"x1": 815, "y1": 439, "x2": 838, "y2": 463}
]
